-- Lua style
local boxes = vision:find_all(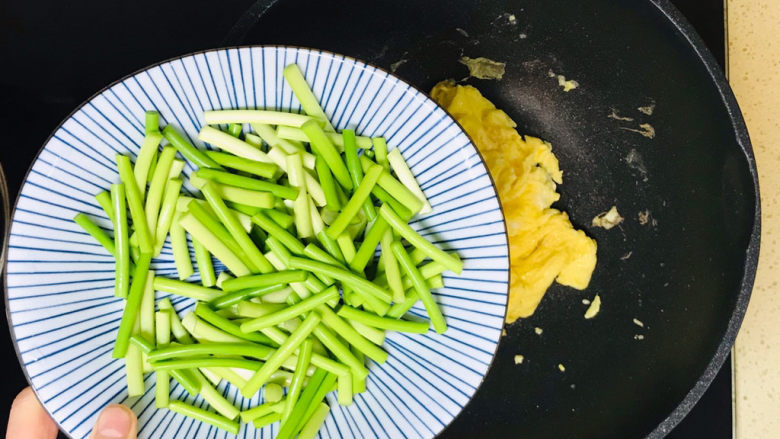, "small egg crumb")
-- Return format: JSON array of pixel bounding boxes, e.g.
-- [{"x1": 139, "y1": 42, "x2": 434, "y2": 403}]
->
[
  {"x1": 592, "y1": 206, "x2": 624, "y2": 229},
  {"x1": 502, "y1": 328, "x2": 507, "y2": 336},
  {"x1": 390, "y1": 58, "x2": 408, "y2": 73},
  {"x1": 620, "y1": 123, "x2": 656, "y2": 139},
  {"x1": 514, "y1": 354, "x2": 524, "y2": 364},
  {"x1": 638, "y1": 104, "x2": 656, "y2": 115},
  {"x1": 638, "y1": 210, "x2": 657, "y2": 227},
  {"x1": 558, "y1": 363, "x2": 566, "y2": 372},
  {"x1": 608, "y1": 109, "x2": 634, "y2": 122},
  {"x1": 557, "y1": 75, "x2": 579, "y2": 92},
  {"x1": 548, "y1": 70, "x2": 580, "y2": 91},
  {"x1": 638, "y1": 210, "x2": 650, "y2": 225},
  {"x1": 534, "y1": 327, "x2": 543, "y2": 335},
  {"x1": 582, "y1": 298, "x2": 591, "y2": 305},
  {"x1": 584, "y1": 295, "x2": 601, "y2": 319},
  {"x1": 633, "y1": 318, "x2": 645, "y2": 327},
  {"x1": 634, "y1": 334, "x2": 645, "y2": 340}
]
